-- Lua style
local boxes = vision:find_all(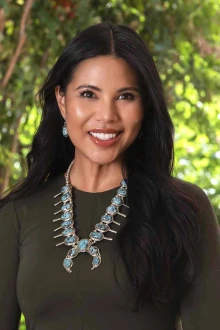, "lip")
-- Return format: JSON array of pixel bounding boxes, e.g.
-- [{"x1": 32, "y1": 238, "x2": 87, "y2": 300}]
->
[
  {"x1": 88, "y1": 128, "x2": 121, "y2": 134},
  {"x1": 88, "y1": 131, "x2": 122, "y2": 147}
]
